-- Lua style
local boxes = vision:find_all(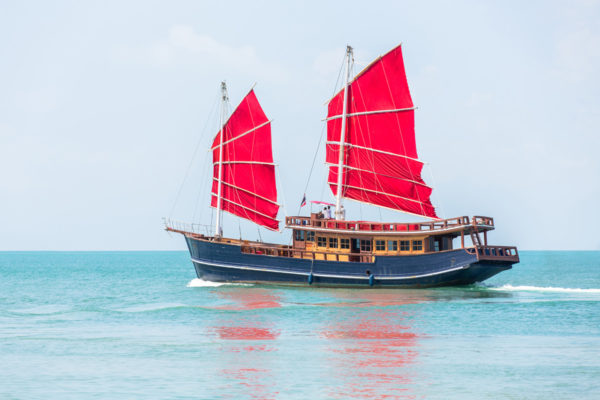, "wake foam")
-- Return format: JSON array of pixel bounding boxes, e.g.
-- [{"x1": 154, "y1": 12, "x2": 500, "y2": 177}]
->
[
  {"x1": 490, "y1": 284, "x2": 600, "y2": 294},
  {"x1": 187, "y1": 279, "x2": 226, "y2": 287},
  {"x1": 118, "y1": 303, "x2": 187, "y2": 313},
  {"x1": 186, "y1": 278, "x2": 253, "y2": 288}
]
